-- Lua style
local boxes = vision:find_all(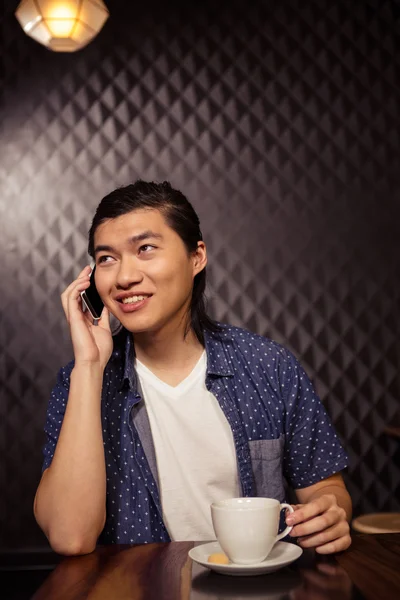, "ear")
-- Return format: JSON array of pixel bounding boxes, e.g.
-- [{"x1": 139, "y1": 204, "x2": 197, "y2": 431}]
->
[{"x1": 192, "y1": 241, "x2": 207, "y2": 276}]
